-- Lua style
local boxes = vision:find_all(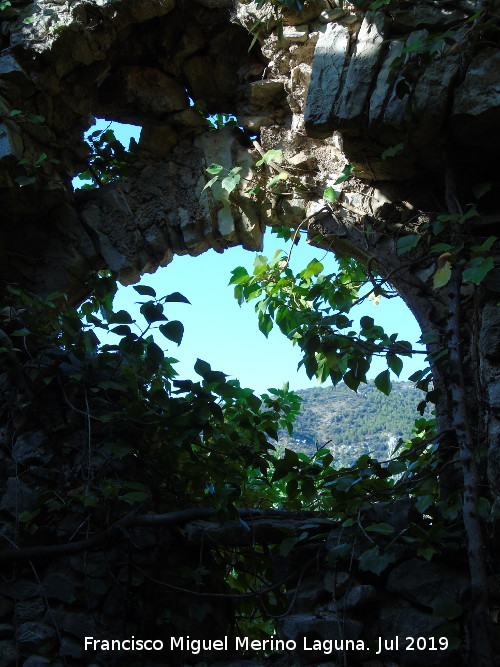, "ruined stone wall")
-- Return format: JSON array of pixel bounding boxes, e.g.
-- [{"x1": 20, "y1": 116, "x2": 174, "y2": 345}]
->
[{"x1": 1, "y1": 1, "x2": 500, "y2": 666}]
